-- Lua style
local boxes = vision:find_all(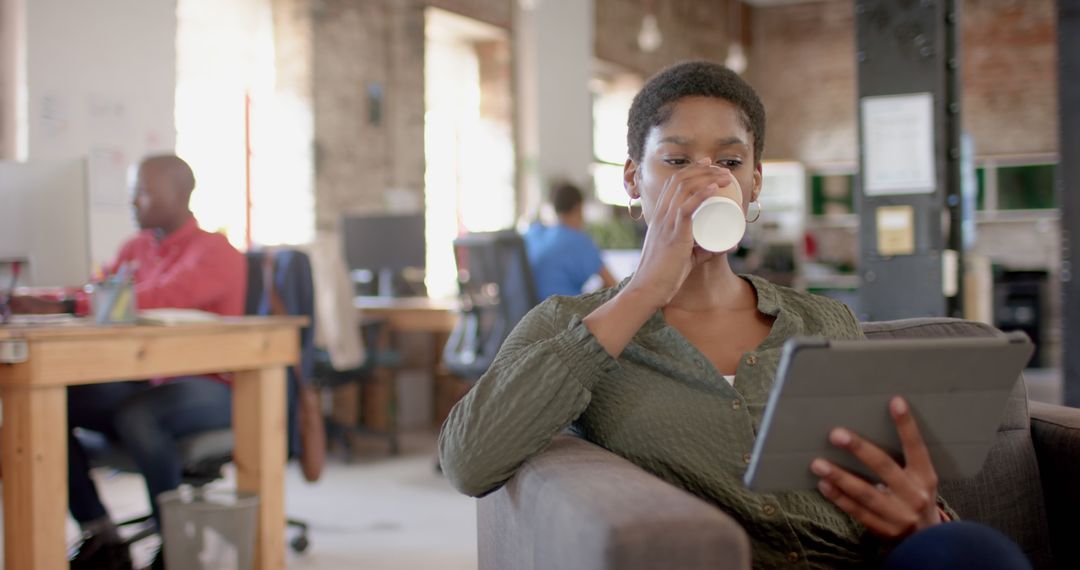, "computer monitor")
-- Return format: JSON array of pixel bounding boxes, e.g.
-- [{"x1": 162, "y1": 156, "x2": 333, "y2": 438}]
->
[
  {"x1": 0, "y1": 160, "x2": 91, "y2": 287},
  {"x1": 342, "y1": 213, "x2": 426, "y2": 296}
]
